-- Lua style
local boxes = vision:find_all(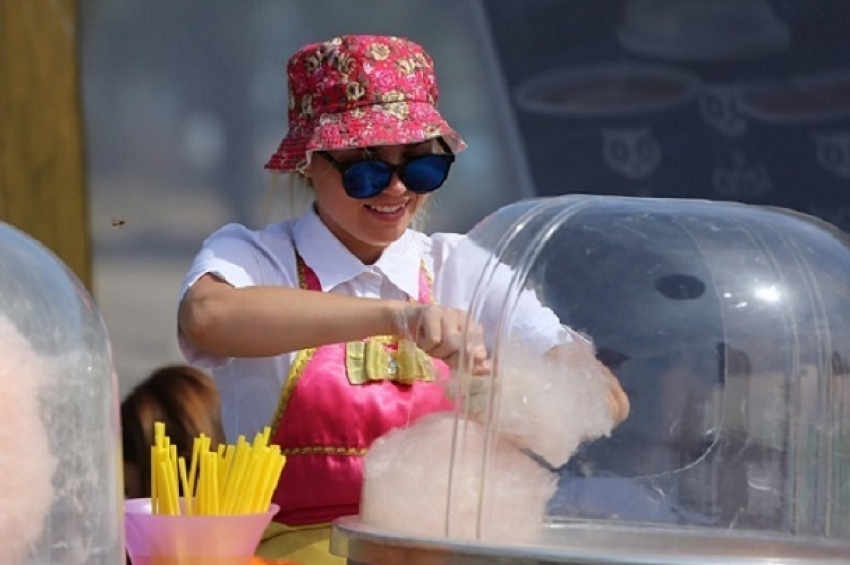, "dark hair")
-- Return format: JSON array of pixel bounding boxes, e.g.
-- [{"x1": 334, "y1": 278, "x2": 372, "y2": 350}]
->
[{"x1": 120, "y1": 365, "x2": 225, "y2": 498}]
